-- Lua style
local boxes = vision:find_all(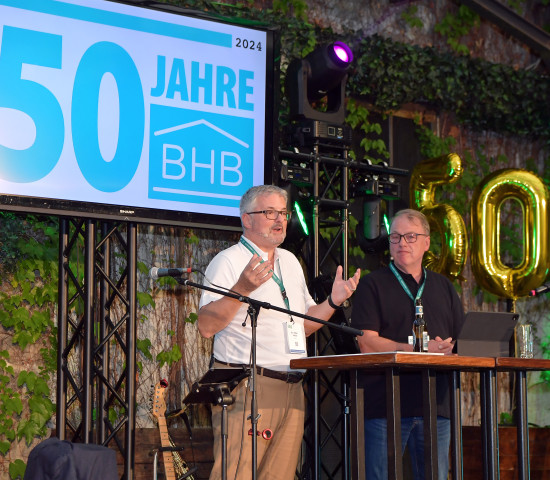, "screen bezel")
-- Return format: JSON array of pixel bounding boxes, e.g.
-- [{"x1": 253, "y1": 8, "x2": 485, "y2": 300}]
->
[{"x1": 0, "y1": 0, "x2": 279, "y2": 230}]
